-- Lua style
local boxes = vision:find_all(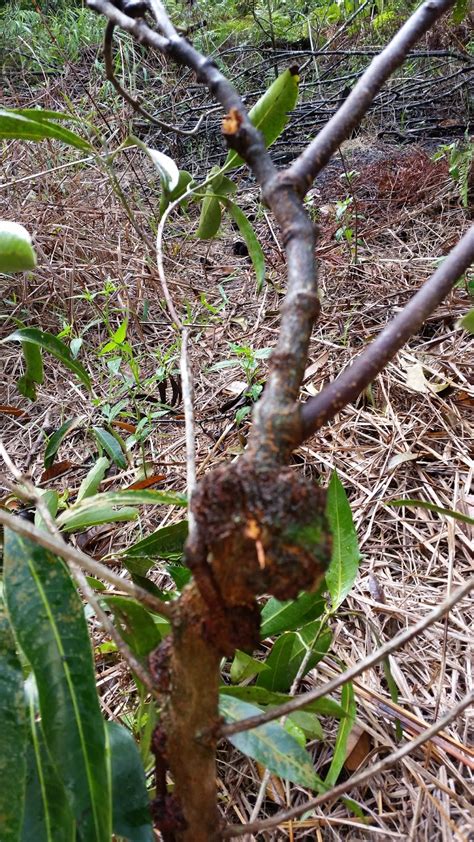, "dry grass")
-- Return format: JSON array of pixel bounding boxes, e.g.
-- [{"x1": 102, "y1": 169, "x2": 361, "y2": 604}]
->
[{"x1": 1, "y1": 37, "x2": 473, "y2": 842}]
